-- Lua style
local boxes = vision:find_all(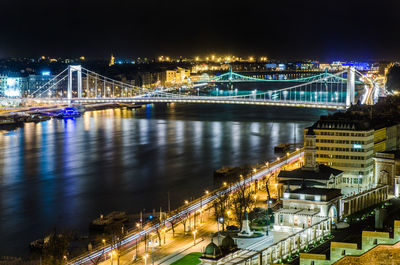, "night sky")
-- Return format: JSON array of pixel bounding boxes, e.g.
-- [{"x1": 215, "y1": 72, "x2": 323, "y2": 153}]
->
[{"x1": 1, "y1": 0, "x2": 399, "y2": 61}]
